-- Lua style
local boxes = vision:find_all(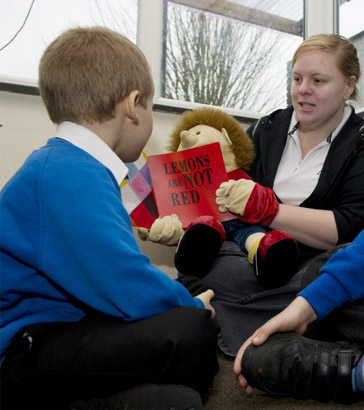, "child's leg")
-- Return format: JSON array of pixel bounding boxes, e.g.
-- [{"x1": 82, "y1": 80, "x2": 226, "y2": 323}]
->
[
  {"x1": 72, "y1": 383, "x2": 205, "y2": 410},
  {"x1": 231, "y1": 223, "x2": 266, "y2": 254},
  {"x1": 1, "y1": 307, "x2": 219, "y2": 410}
]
